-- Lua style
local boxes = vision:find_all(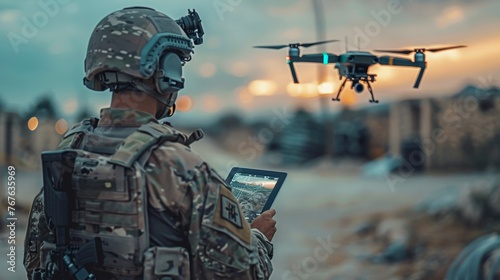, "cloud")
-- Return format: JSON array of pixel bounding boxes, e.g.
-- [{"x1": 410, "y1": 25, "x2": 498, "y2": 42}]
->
[
  {"x1": 0, "y1": 9, "x2": 22, "y2": 25},
  {"x1": 265, "y1": 0, "x2": 308, "y2": 16},
  {"x1": 435, "y1": 5, "x2": 465, "y2": 28},
  {"x1": 0, "y1": 0, "x2": 499, "y2": 118}
]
